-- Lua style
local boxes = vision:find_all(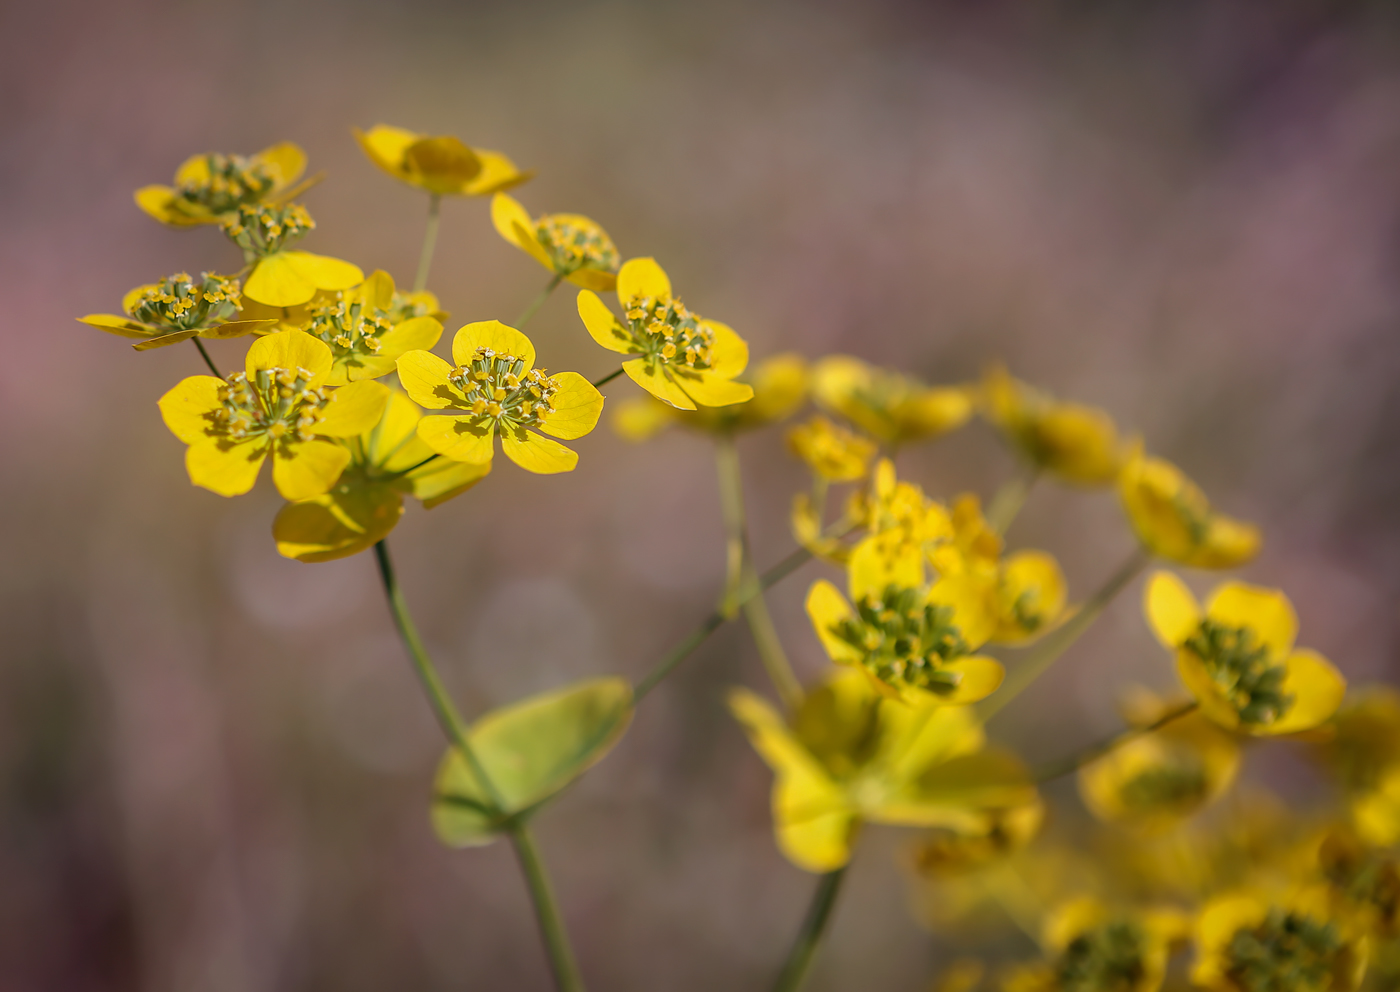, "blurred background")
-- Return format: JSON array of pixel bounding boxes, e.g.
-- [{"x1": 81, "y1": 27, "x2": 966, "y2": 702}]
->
[{"x1": 4, "y1": 0, "x2": 1400, "y2": 988}]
